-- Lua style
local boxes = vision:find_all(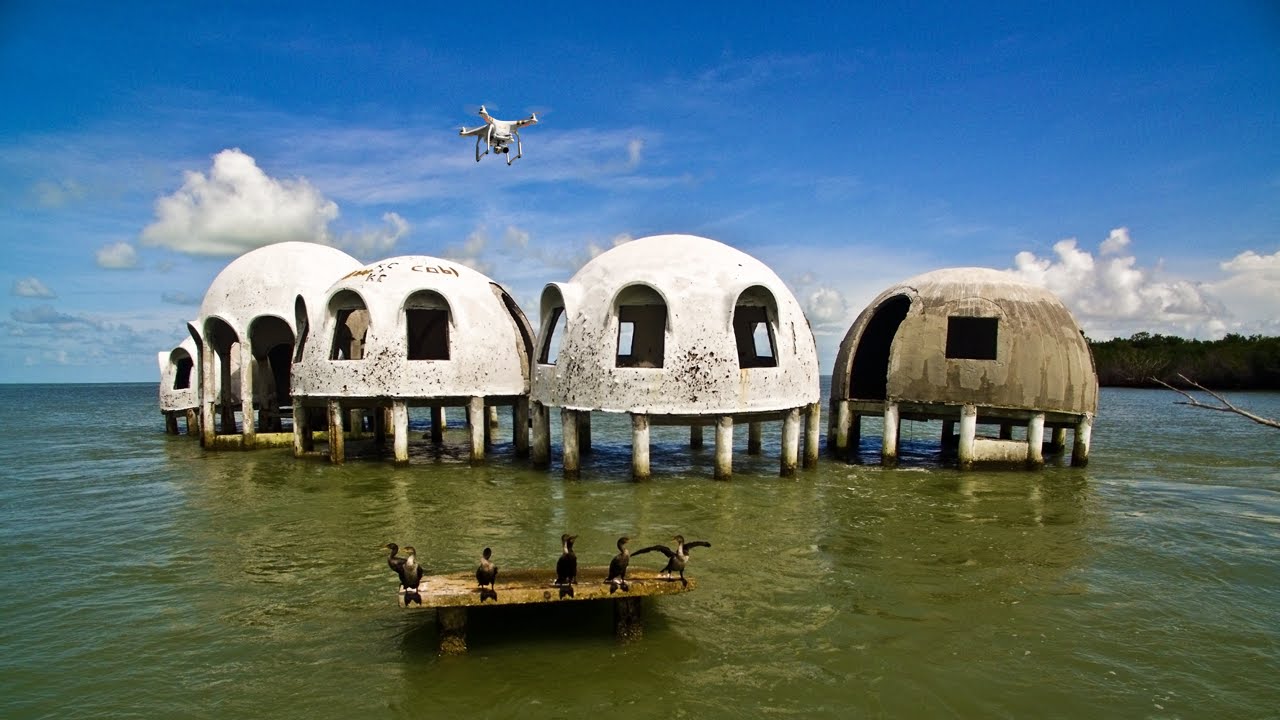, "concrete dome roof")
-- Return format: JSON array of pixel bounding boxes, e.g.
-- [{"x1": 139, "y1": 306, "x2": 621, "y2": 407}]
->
[
  {"x1": 831, "y1": 267, "x2": 1098, "y2": 414},
  {"x1": 532, "y1": 234, "x2": 819, "y2": 415},
  {"x1": 290, "y1": 256, "x2": 533, "y2": 399},
  {"x1": 157, "y1": 336, "x2": 200, "y2": 412},
  {"x1": 197, "y1": 241, "x2": 361, "y2": 340}
]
